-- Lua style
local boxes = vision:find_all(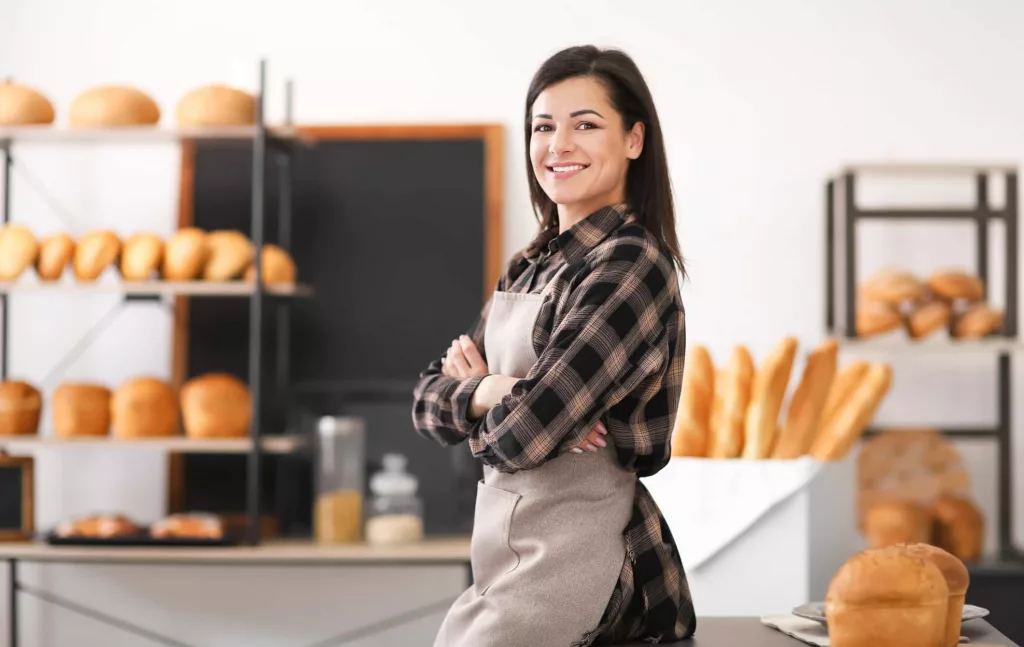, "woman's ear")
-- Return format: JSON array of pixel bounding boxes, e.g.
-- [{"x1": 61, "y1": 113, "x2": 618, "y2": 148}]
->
[{"x1": 626, "y1": 121, "x2": 645, "y2": 160}]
